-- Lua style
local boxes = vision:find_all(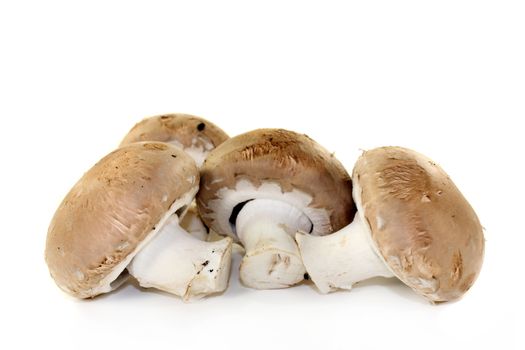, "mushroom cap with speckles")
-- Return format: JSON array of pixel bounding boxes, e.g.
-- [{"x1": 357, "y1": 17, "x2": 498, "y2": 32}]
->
[
  {"x1": 197, "y1": 128, "x2": 356, "y2": 236},
  {"x1": 45, "y1": 142, "x2": 199, "y2": 298},
  {"x1": 119, "y1": 113, "x2": 229, "y2": 150},
  {"x1": 353, "y1": 146, "x2": 484, "y2": 302}
]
